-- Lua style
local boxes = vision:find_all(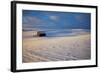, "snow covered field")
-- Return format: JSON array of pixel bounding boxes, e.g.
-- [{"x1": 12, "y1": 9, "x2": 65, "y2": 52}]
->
[{"x1": 22, "y1": 30, "x2": 91, "y2": 63}]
